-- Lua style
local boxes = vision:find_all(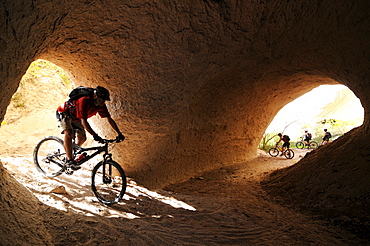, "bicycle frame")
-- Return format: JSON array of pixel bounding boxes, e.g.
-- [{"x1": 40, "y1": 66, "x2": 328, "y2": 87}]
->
[
  {"x1": 34, "y1": 136, "x2": 126, "y2": 204},
  {"x1": 275, "y1": 144, "x2": 289, "y2": 152},
  {"x1": 73, "y1": 141, "x2": 113, "y2": 165},
  {"x1": 70, "y1": 125, "x2": 115, "y2": 165},
  {"x1": 269, "y1": 143, "x2": 294, "y2": 159}
]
